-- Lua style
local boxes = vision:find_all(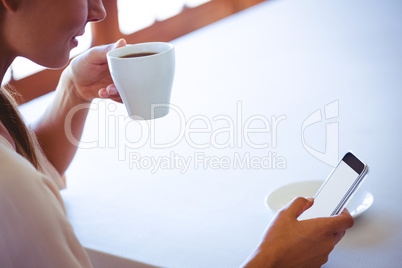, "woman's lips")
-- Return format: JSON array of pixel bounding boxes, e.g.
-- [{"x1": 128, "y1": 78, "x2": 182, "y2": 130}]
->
[{"x1": 71, "y1": 37, "x2": 79, "y2": 47}]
